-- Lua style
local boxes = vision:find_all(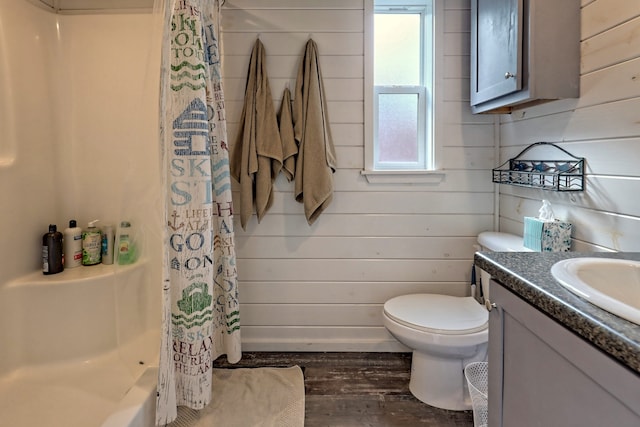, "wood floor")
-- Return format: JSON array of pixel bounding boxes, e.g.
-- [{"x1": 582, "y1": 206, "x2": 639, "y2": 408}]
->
[{"x1": 214, "y1": 352, "x2": 474, "y2": 427}]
